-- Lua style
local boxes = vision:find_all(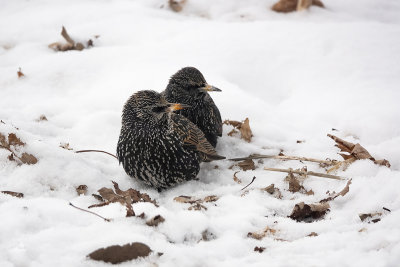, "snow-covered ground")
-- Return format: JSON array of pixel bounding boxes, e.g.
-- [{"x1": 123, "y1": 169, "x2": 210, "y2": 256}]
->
[{"x1": 1, "y1": 0, "x2": 400, "y2": 266}]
